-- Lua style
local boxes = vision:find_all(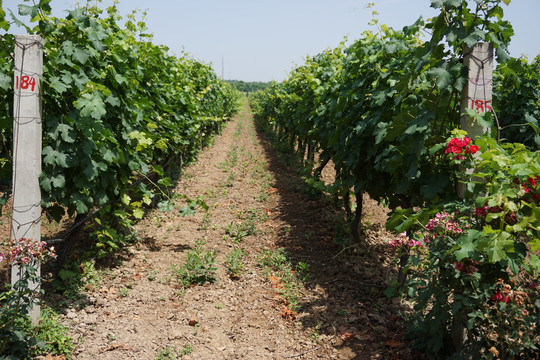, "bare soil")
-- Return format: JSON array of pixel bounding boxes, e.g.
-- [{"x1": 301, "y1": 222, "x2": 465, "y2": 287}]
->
[{"x1": 6, "y1": 101, "x2": 417, "y2": 359}]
